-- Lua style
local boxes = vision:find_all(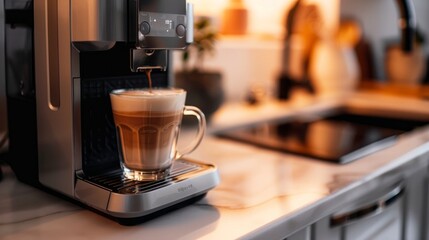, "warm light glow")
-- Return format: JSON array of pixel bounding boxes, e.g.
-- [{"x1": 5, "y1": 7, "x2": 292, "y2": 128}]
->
[
  {"x1": 189, "y1": 0, "x2": 340, "y2": 38},
  {"x1": 187, "y1": 0, "x2": 225, "y2": 16},
  {"x1": 307, "y1": 0, "x2": 340, "y2": 34}
]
